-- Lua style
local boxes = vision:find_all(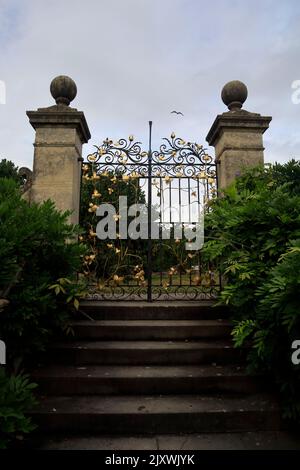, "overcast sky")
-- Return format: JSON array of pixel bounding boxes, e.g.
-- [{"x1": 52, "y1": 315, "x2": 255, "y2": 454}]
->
[{"x1": 0, "y1": 0, "x2": 300, "y2": 168}]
